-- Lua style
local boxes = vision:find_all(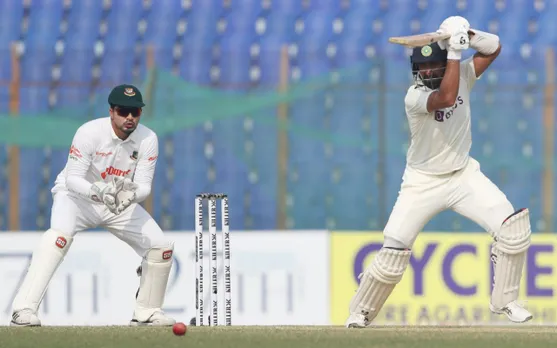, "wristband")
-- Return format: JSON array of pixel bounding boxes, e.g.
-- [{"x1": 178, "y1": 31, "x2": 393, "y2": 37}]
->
[{"x1": 447, "y1": 50, "x2": 462, "y2": 60}]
